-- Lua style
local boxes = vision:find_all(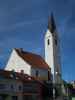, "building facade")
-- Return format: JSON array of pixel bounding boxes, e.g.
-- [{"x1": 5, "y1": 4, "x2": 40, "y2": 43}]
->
[
  {"x1": 0, "y1": 70, "x2": 47, "y2": 100},
  {"x1": 5, "y1": 48, "x2": 50, "y2": 81}
]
